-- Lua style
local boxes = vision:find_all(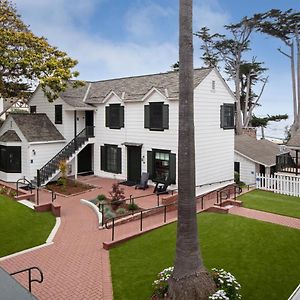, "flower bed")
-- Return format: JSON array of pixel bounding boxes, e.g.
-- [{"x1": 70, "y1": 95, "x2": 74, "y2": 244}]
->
[{"x1": 46, "y1": 178, "x2": 93, "y2": 196}]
